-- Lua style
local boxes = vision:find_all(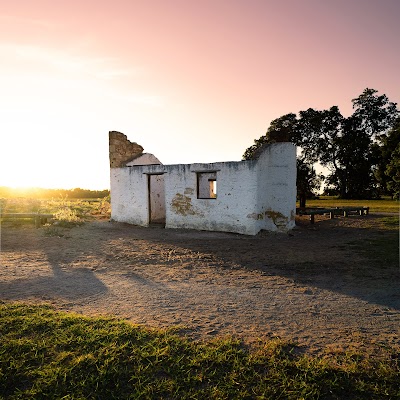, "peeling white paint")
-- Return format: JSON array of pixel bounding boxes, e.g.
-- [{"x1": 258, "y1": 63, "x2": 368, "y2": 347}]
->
[{"x1": 110, "y1": 142, "x2": 296, "y2": 235}]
